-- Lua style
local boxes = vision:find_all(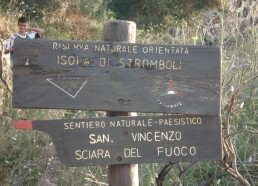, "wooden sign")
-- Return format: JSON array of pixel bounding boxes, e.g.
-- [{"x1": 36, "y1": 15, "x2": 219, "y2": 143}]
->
[
  {"x1": 13, "y1": 39, "x2": 221, "y2": 114},
  {"x1": 16, "y1": 115, "x2": 222, "y2": 166}
]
